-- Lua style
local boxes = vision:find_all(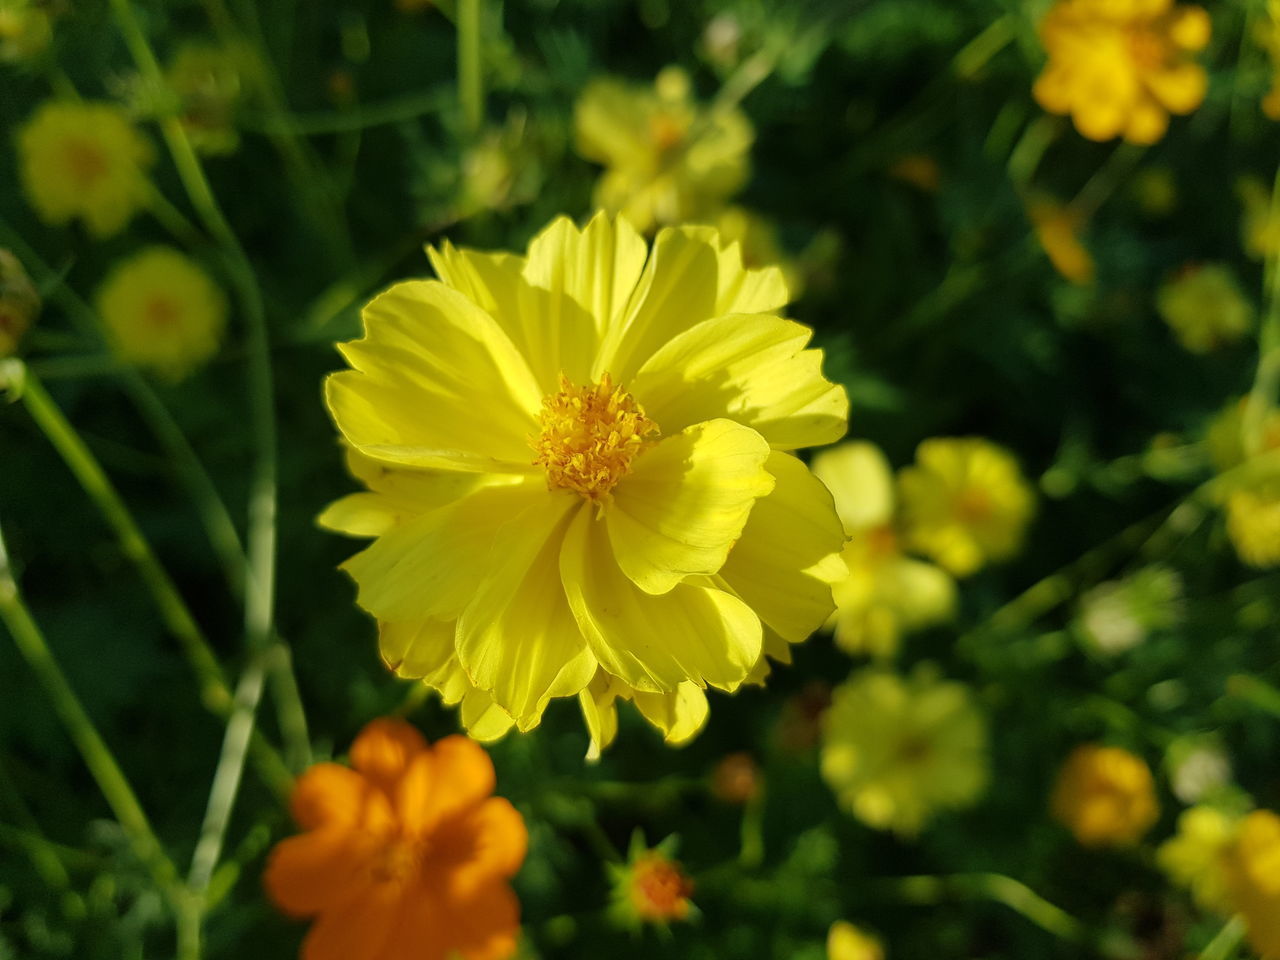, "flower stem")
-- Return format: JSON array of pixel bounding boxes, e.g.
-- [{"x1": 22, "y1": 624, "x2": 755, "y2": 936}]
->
[
  {"x1": 1198, "y1": 914, "x2": 1247, "y2": 960},
  {"x1": 457, "y1": 0, "x2": 484, "y2": 137},
  {"x1": 884, "y1": 873, "x2": 1086, "y2": 945}
]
